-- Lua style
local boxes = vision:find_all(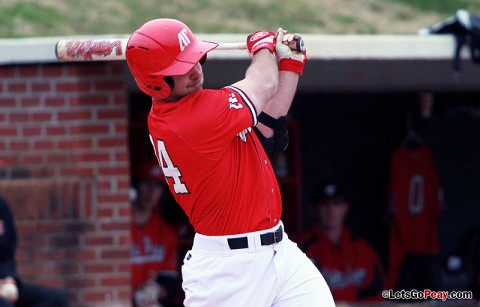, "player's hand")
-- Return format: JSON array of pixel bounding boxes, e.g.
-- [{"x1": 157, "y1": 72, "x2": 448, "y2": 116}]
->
[
  {"x1": 275, "y1": 28, "x2": 308, "y2": 75},
  {"x1": 246, "y1": 30, "x2": 276, "y2": 55},
  {"x1": 0, "y1": 277, "x2": 18, "y2": 303},
  {"x1": 134, "y1": 281, "x2": 163, "y2": 307}
]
